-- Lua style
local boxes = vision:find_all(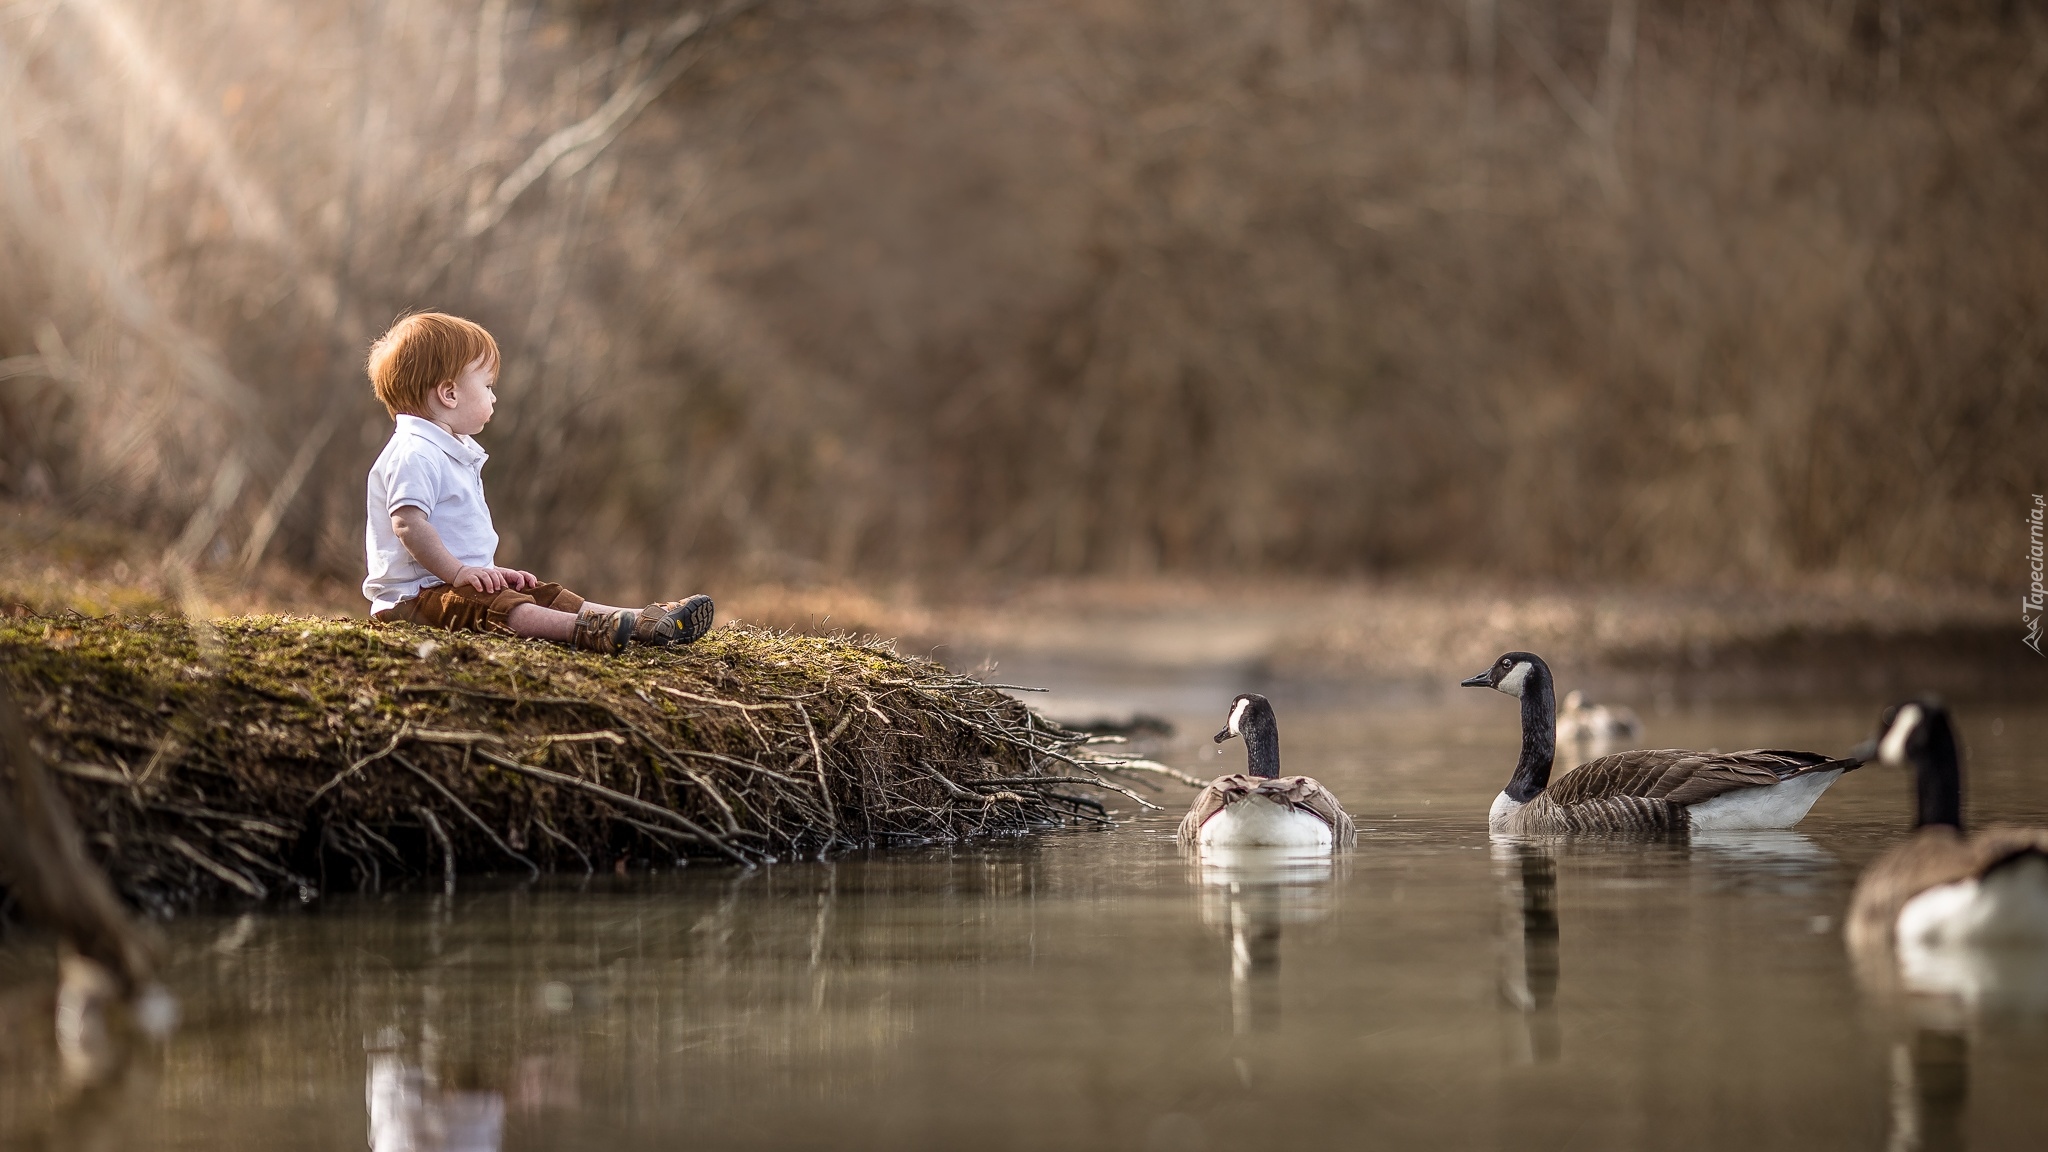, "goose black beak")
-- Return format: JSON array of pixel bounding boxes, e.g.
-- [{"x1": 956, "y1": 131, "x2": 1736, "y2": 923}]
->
[
  {"x1": 1849, "y1": 737, "x2": 1880, "y2": 764},
  {"x1": 1459, "y1": 670, "x2": 1492, "y2": 688},
  {"x1": 1213, "y1": 728, "x2": 1235, "y2": 744}
]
